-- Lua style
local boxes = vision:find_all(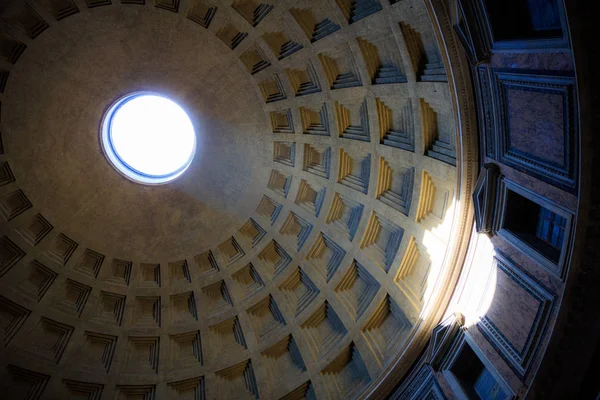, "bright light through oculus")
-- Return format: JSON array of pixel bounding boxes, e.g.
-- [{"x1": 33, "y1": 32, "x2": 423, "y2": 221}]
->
[{"x1": 101, "y1": 93, "x2": 196, "y2": 184}]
